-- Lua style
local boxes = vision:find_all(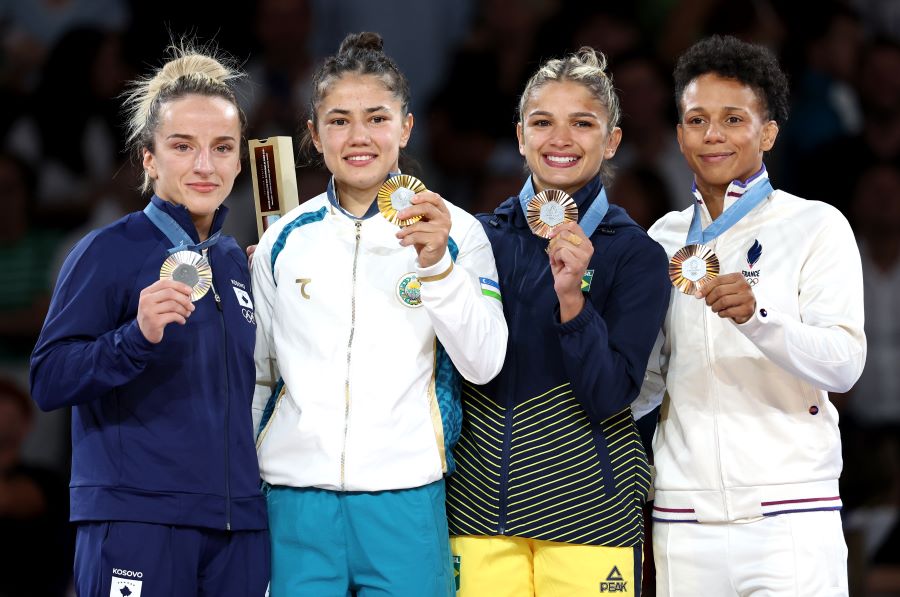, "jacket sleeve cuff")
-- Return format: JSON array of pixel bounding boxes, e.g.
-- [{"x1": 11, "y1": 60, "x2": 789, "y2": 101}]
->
[
  {"x1": 733, "y1": 294, "x2": 774, "y2": 339},
  {"x1": 417, "y1": 250, "x2": 454, "y2": 283},
  {"x1": 555, "y1": 294, "x2": 595, "y2": 334},
  {"x1": 116, "y1": 319, "x2": 158, "y2": 363}
]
